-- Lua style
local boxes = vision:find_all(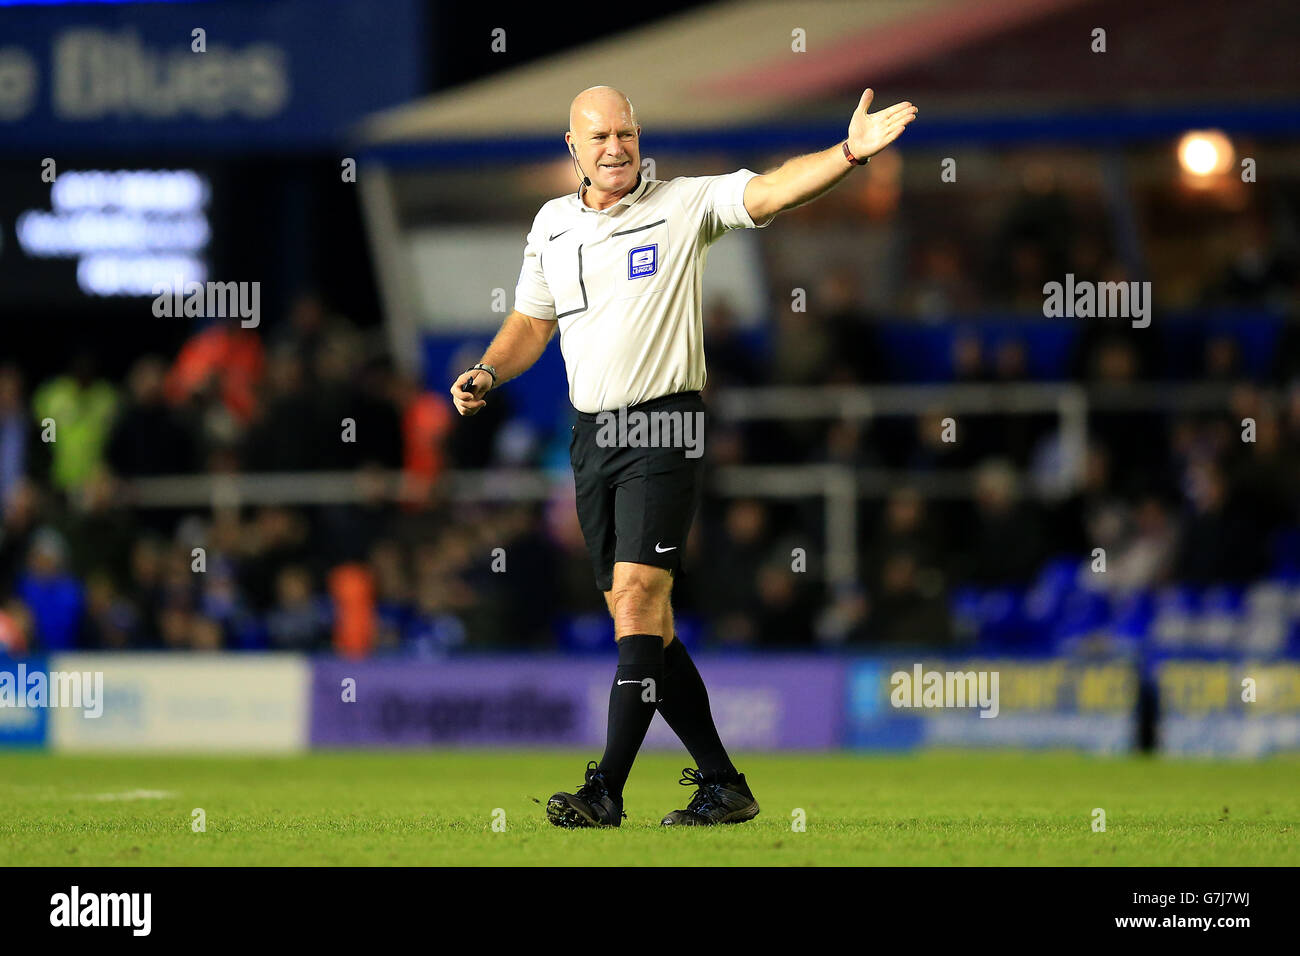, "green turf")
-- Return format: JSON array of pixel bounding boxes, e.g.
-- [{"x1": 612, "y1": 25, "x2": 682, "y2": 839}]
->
[{"x1": 1, "y1": 750, "x2": 1296, "y2": 866}]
